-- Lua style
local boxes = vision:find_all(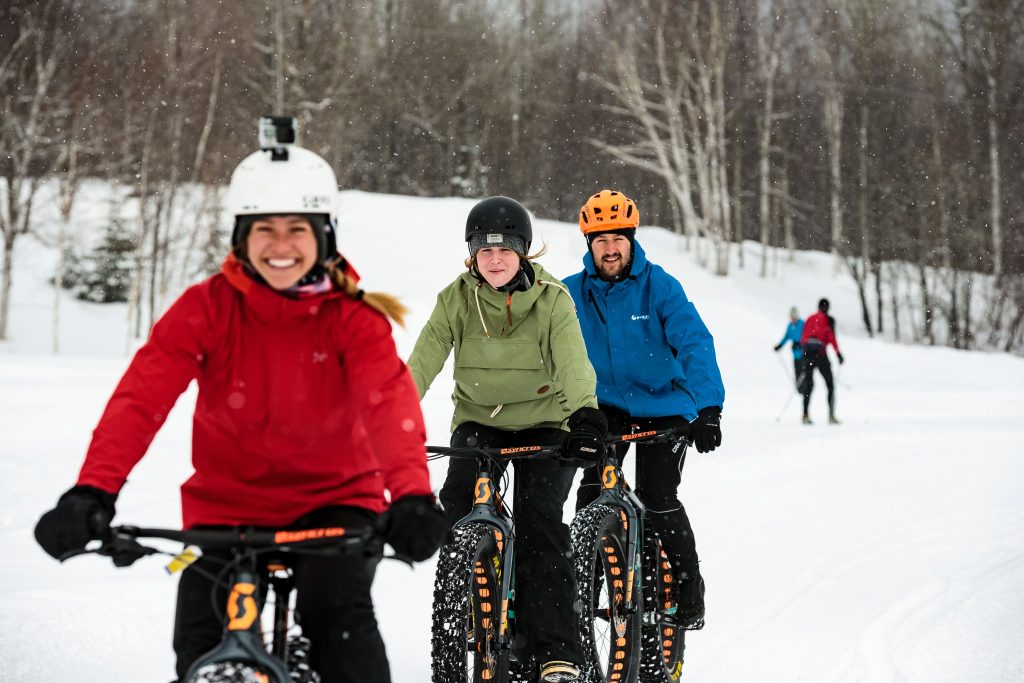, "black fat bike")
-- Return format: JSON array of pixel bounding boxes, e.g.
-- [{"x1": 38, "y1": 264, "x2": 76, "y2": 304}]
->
[
  {"x1": 570, "y1": 427, "x2": 693, "y2": 683},
  {"x1": 427, "y1": 442, "x2": 578, "y2": 683},
  {"x1": 66, "y1": 523, "x2": 379, "y2": 683}
]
